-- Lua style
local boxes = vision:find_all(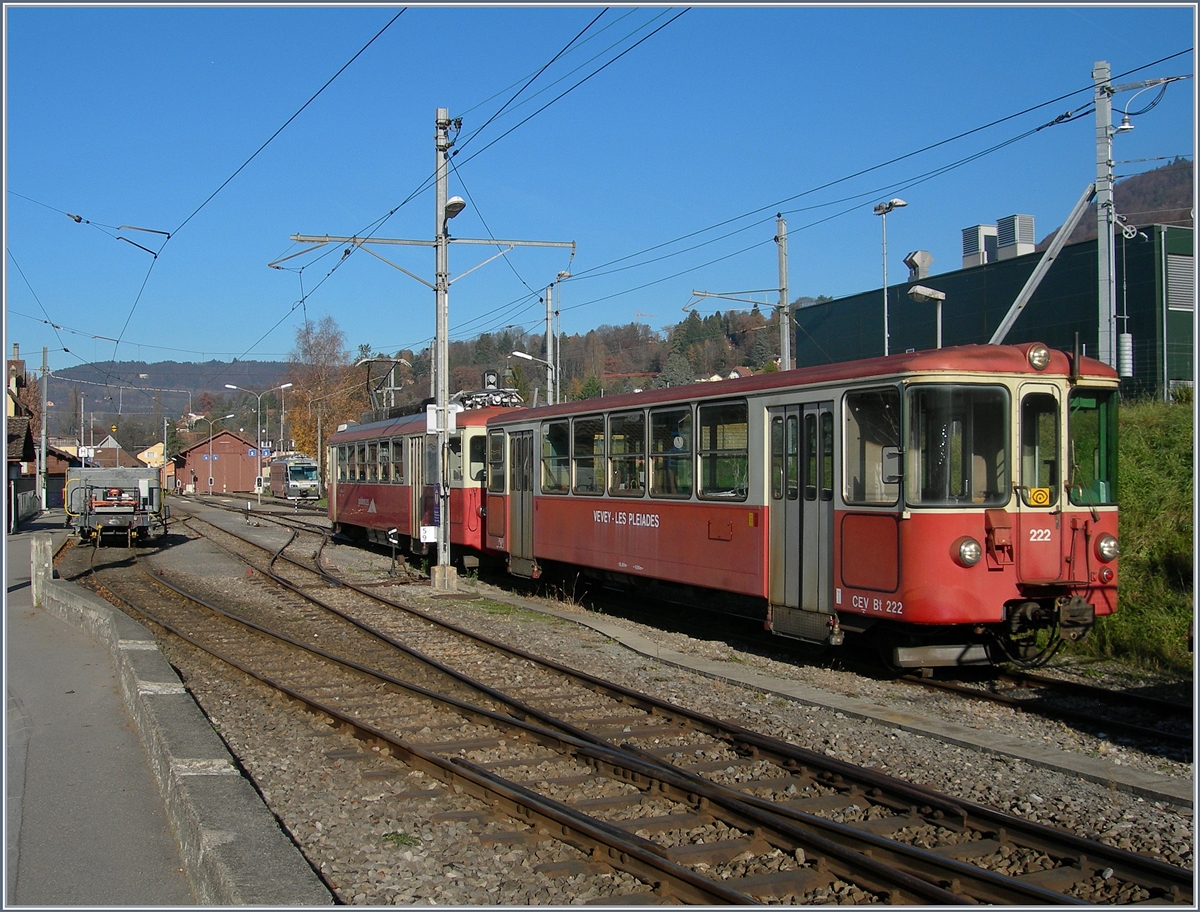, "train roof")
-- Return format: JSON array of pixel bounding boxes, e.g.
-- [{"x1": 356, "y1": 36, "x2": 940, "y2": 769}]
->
[
  {"x1": 486, "y1": 342, "x2": 1118, "y2": 424},
  {"x1": 328, "y1": 403, "x2": 515, "y2": 443}
]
